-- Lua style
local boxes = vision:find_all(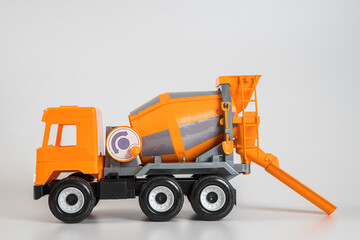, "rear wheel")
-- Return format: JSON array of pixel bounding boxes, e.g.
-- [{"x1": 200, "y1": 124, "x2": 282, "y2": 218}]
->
[
  {"x1": 190, "y1": 176, "x2": 235, "y2": 221},
  {"x1": 139, "y1": 176, "x2": 184, "y2": 221},
  {"x1": 48, "y1": 177, "x2": 96, "y2": 223}
]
